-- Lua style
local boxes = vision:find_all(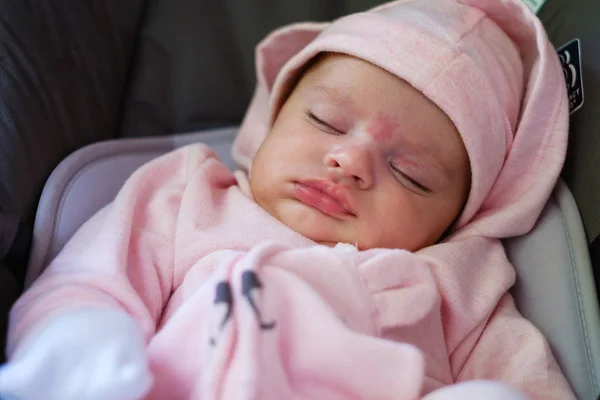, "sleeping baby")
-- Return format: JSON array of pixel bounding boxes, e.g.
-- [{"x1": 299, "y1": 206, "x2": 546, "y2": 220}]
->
[{"x1": 0, "y1": 0, "x2": 575, "y2": 399}]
